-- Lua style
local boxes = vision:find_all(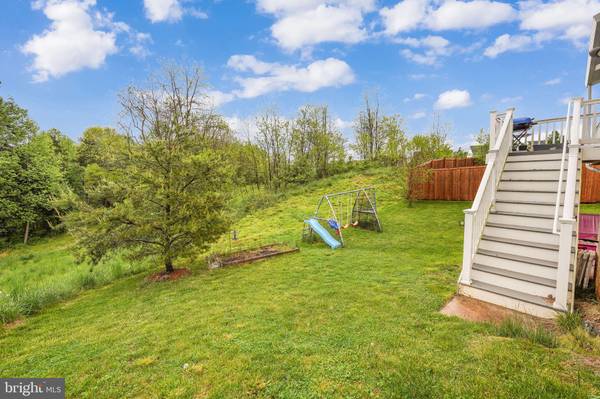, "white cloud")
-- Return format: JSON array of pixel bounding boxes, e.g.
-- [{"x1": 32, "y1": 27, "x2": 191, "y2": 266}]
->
[
  {"x1": 380, "y1": 0, "x2": 516, "y2": 35},
  {"x1": 427, "y1": 0, "x2": 517, "y2": 30},
  {"x1": 484, "y1": 0, "x2": 600, "y2": 58},
  {"x1": 379, "y1": 0, "x2": 428, "y2": 35},
  {"x1": 404, "y1": 93, "x2": 426, "y2": 102},
  {"x1": 22, "y1": 0, "x2": 119, "y2": 82},
  {"x1": 519, "y1": 0, "x2": 600, "y2": 43},
  {"x1": 411, "y1": 111, "x2": 427, "y2": 119},
  {"x1": 129, "y1": 32, "x2": 152, "y2": 58},
  {"x1": 214, "y1": 55, "x2": 355, "y2": 102},
  {"x1": 206, "y1": 90, "x2": 235, "y2": 107},
  {"x1": 483, "y1": 33, "x2": 540, "y2": 57},
  {"x1": 225, "y1": 116, "x2": 260, "y2": 139},
  {"x1": 257, "y1": 0, "x2": 375, "y2": 51},
  {"x1": 435, "y1": 89, "x2": 472, "y2": 109},
  {"x1": 396, "y1": 35, "x2": 452, "y2": 65},
  {"x1": 334, "y1": 117, "x2": 354, "y2": 130},
  {"x1": 501, "y1": 95, "x2": 524, "y2": 103},
  {"x1": 544, "y1": 77, "x2": 562, "y2": 85},
  {"x1": 229, "y1": 55, "x2": 355, "y2": 98},
  {"x1": 144, "y1": 0, "x2": 182, "y2": 23}
]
